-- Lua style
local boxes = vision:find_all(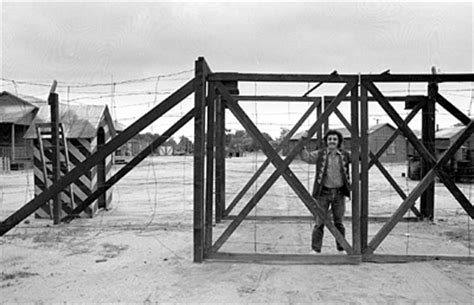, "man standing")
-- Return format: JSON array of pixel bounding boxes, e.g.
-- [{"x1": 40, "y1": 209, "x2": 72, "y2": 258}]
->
[{"x1": 301, "y1": 129, "x2": 351, "y2": 253}]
